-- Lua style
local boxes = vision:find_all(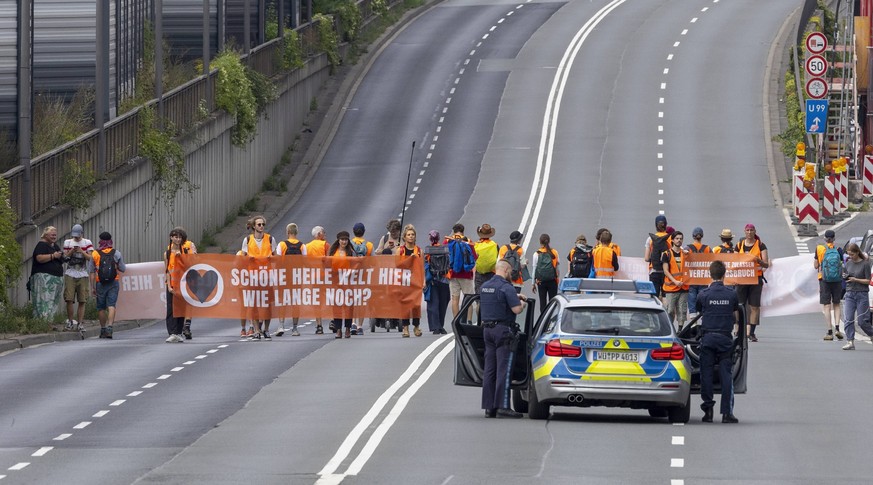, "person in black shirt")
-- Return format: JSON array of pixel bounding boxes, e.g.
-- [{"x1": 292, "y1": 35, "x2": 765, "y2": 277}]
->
[
  {"x1": 696, "y1": 260, "x2": 740, "y2": 424},
  {"x1": 30, "y1": 226, "x2": 64, "y2": 320},
  {"x1": 480, "y1": 260, "x2": 528, "y2": 418}
]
